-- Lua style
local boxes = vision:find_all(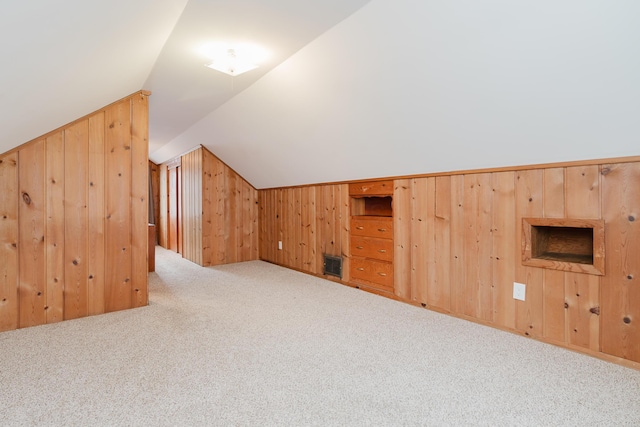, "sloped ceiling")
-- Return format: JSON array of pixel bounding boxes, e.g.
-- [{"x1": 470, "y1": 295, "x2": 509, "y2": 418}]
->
[
  {"x1": 157, "y1": 0, "x2": 640, "y2": 188},
  {"x1": 0, "y1": 0, "x2": 188, "y2": 154},
  {"x1": 2, "y1": 1, "x2": 639, "y2": 190},
  {"x1": 144, "y1": 0, "x2": 373, "y2": 155}
]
